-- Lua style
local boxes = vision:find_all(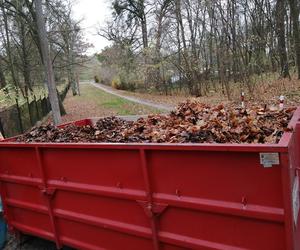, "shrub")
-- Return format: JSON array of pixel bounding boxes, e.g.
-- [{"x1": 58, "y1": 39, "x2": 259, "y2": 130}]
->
[
  {"x1": 94, "y1": 75, "x2": 100, "y2": 83},
  {"x1": 111, "y1": 77, "x2": 121, "y2": 89}
]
